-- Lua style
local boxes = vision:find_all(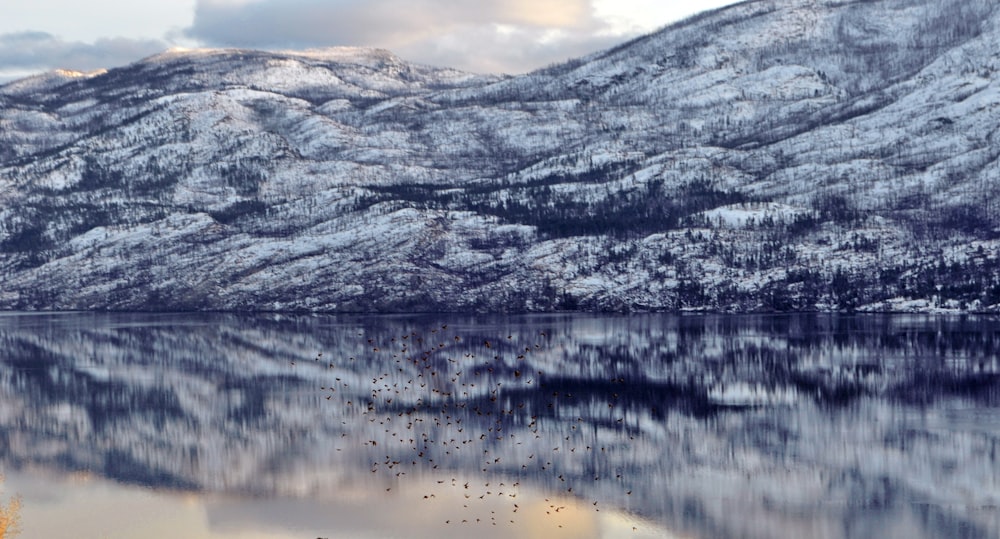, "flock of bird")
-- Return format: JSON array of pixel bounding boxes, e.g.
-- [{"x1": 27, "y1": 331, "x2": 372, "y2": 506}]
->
[{"x1": 294, "y1": 323, "x2": 646, "y2": 531}]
